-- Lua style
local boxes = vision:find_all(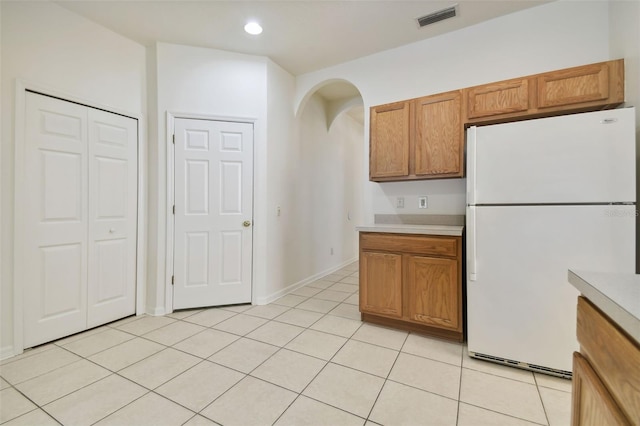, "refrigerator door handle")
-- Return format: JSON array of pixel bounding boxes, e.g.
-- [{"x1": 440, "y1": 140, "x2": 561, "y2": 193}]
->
[
  {"x1": 466, "y1": 127, "x2": 477, "y2": 205},
  {"x1": 467, "y1": 206, "x2": 477, "y2": 281}
]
